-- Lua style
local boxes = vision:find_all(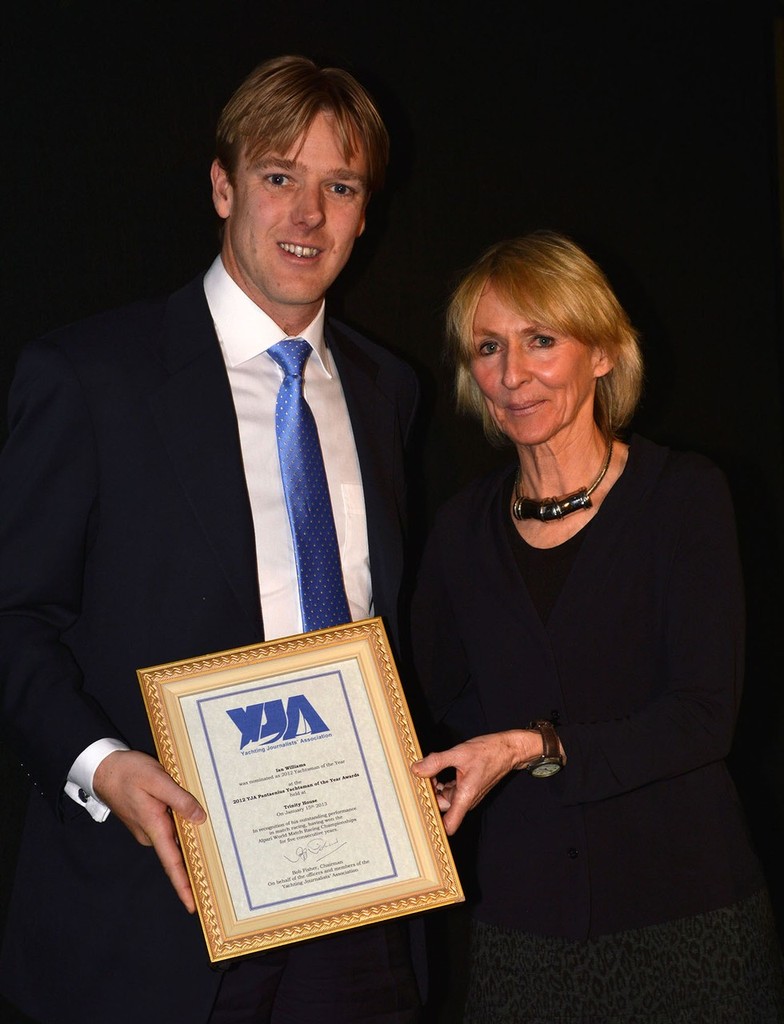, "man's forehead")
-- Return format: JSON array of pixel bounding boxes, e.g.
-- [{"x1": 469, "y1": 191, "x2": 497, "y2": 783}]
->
[{"x1": 253, "y1": 114, "x2": 367, "y2": 175}]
